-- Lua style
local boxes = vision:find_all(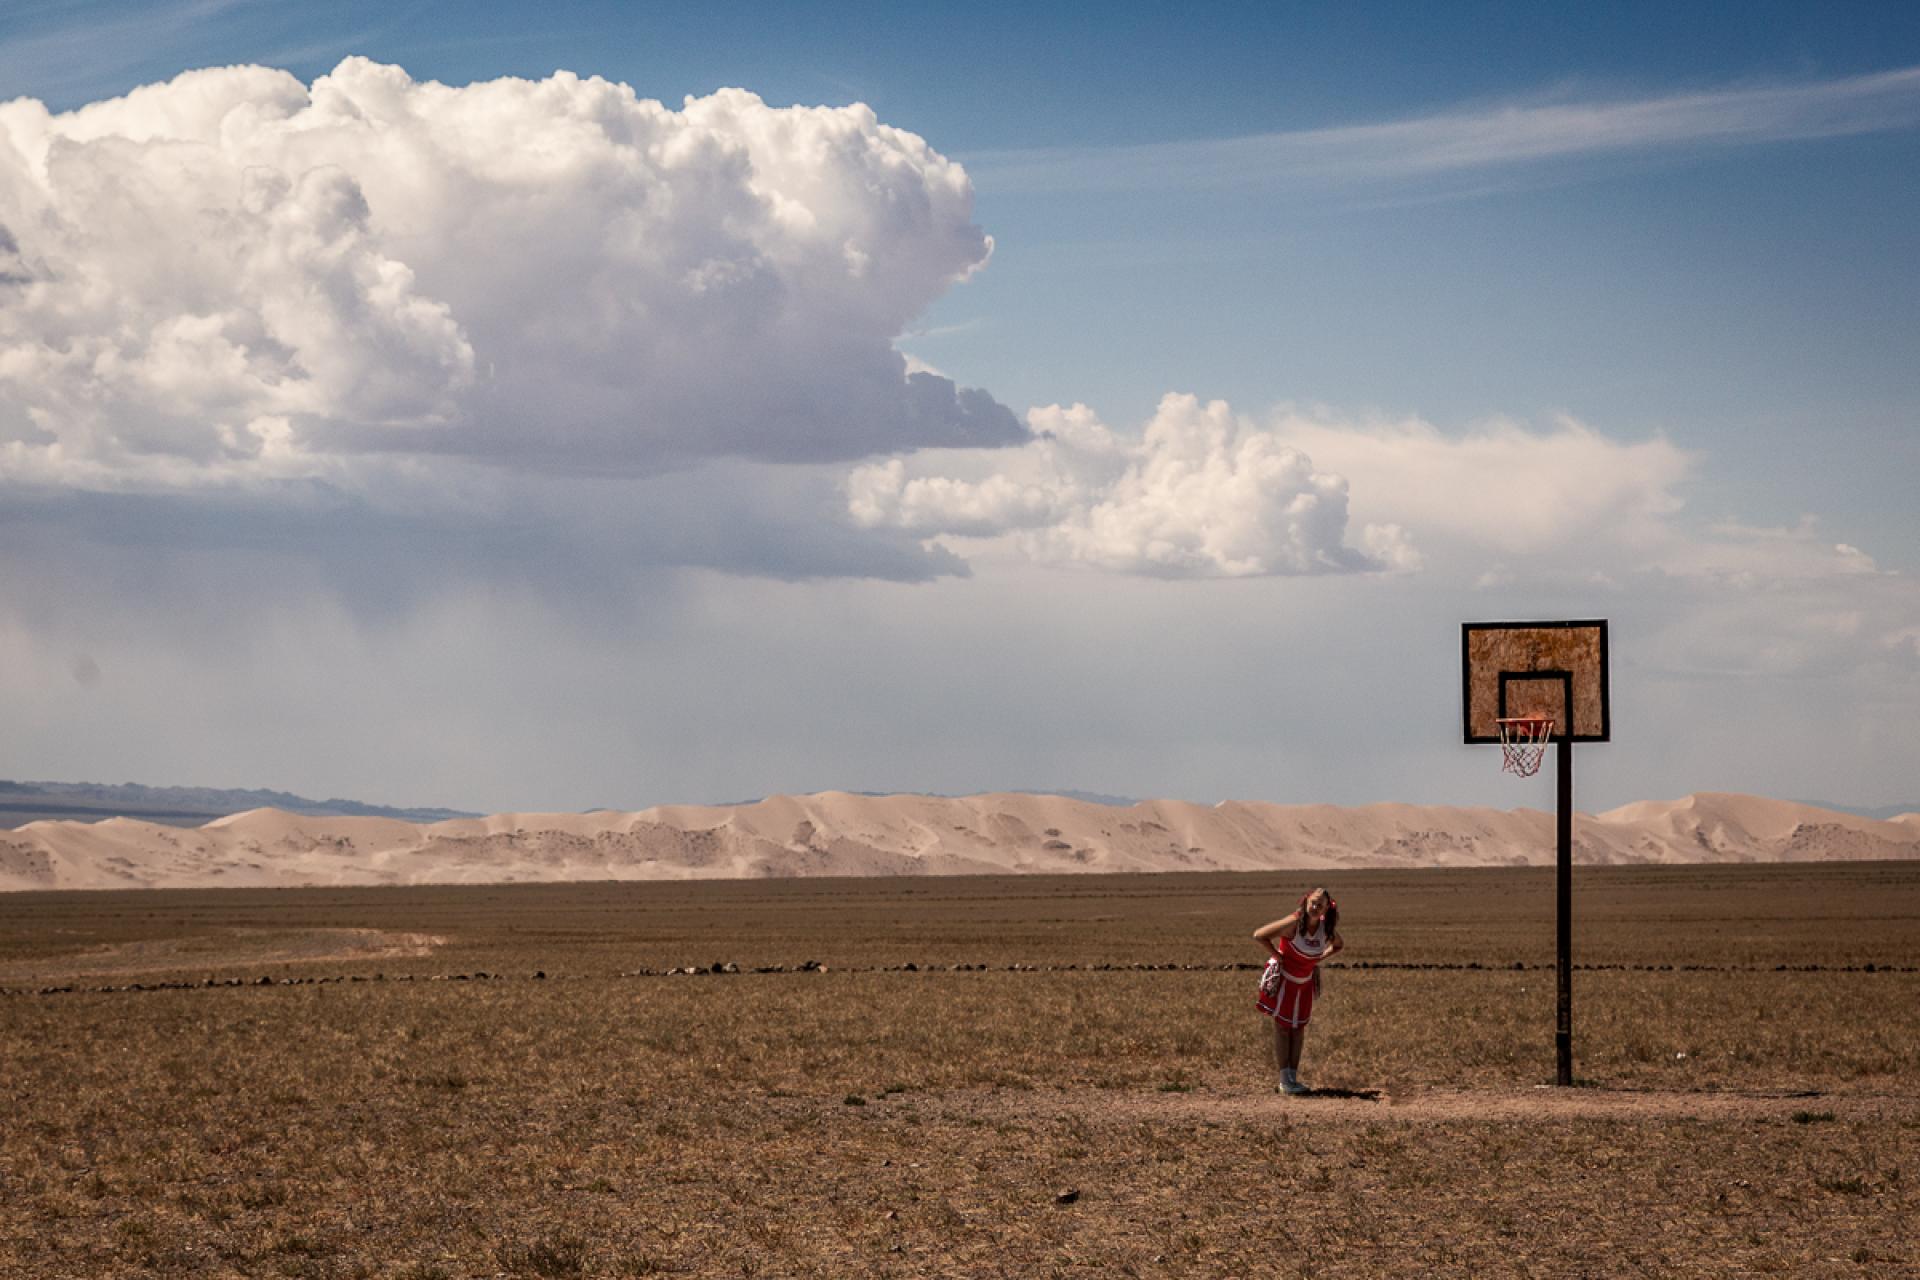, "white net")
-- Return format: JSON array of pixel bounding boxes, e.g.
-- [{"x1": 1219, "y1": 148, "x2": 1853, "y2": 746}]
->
[{"x1": 1496, "y1": 716, "x2": 1554, "y2": 778}]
